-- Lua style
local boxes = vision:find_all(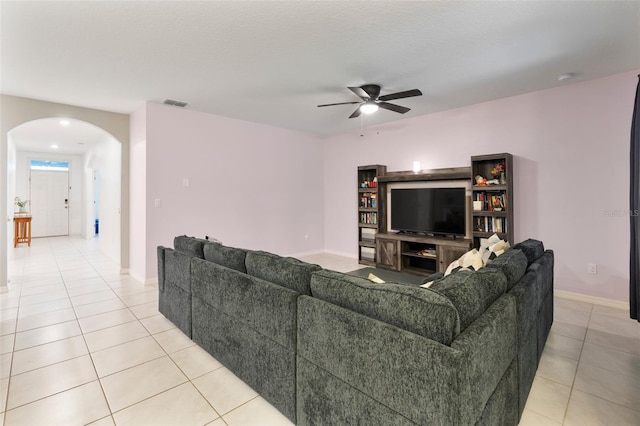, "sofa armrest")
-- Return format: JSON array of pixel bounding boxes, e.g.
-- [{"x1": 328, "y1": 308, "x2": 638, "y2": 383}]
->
[
  {"x1": 450, "y1": 295, "x2": 517, "y2": 421},
  {"x1": 157, "y1": 246, "x2": 166, "y2": 292}
]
